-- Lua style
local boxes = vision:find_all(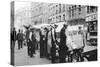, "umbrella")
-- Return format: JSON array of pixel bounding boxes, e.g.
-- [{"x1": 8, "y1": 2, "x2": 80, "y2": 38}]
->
[{"x1": 23, "y1": 25, "x2": 31, "y2": 30}]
